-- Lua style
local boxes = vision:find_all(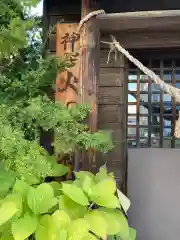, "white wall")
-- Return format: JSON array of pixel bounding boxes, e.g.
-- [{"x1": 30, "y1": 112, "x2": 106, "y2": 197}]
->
[{"x1": 128, "y1": 149, "x2": 180, "y2": 239}]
